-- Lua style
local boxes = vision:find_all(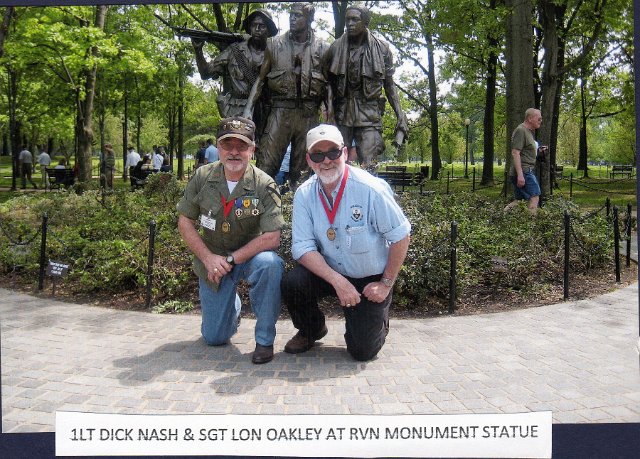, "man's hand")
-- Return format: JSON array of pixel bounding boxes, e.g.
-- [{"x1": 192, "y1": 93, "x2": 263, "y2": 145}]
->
[
  {"x1": 332, "y1": 275, "x2": 361, "y2": 308},
  {"x1": 516, "y1": 174, "x2": 525, "y2": 188},
  {"x1": 203, "y1": 253, "x2": 233, "y2": 284},
  {"x1": 363, "y1": 281, "x2": 391, "y2": 303}
]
